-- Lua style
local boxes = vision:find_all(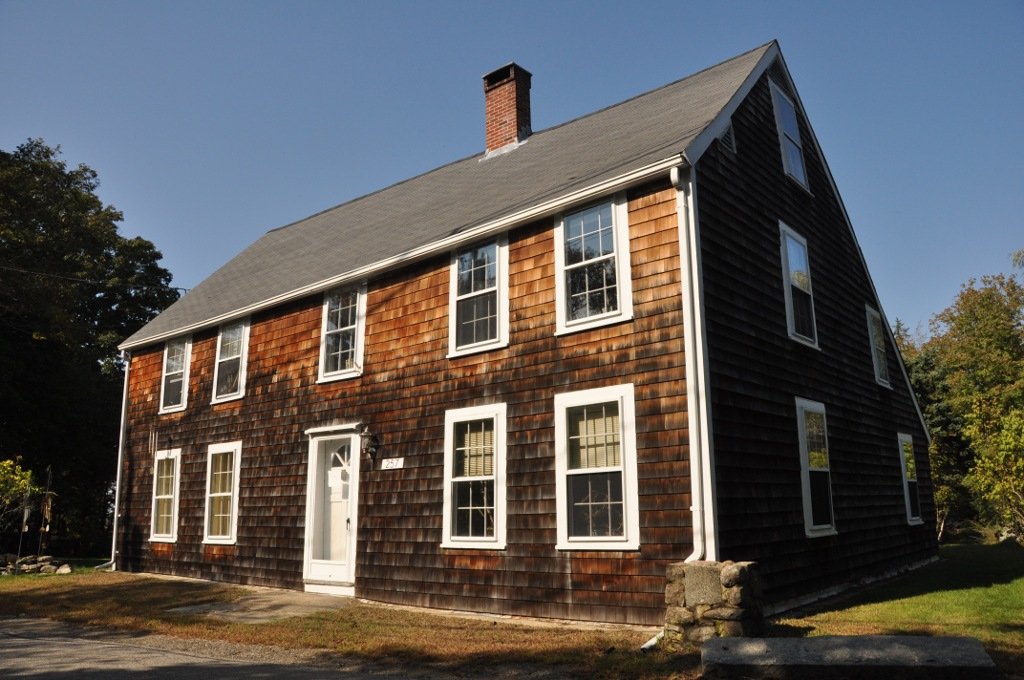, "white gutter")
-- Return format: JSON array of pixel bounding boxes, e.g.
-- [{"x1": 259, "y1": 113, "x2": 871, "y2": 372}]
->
[
  {"x1": 673, "y1": 165, "x2": 718, "y2": 562},
  {"x1": 119, "y1": 155, "x2": 685, "y2": 351},
  {"x1": 97, "y1": 350, "x2": 129, "y2": 570}
]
